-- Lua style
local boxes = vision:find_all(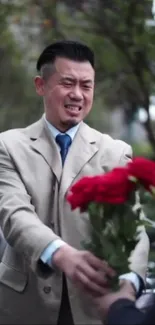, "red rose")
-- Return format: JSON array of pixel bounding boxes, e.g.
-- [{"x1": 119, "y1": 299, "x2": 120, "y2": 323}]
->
[
  {"x1": 67, "y1": 166, "x2": 136, "y2": 210},
  {"x1": 127, "y1": 157, "x2": 155, "y2": 191},
  {"x1": 94, "y1": 167, "x2": 135, "y2": 204},
  {"x1": 67, "y1": 176, "x2": 101, "y2": 211}
]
